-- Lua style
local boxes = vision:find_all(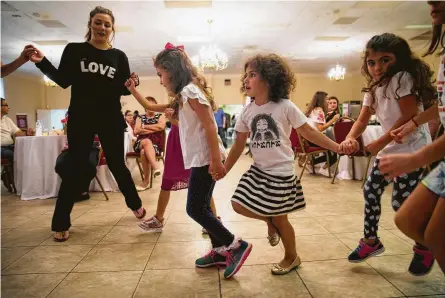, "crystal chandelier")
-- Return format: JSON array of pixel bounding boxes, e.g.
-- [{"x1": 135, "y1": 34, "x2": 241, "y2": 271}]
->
[
  {"x1": 328, "y1": 64, "x2": 345, "y2": 81},
  {"x1": 43, "y1": 75, "x2": 57, "y2": 87},
  {"x1": 191, "y1": 19, "x2": 228, "y2": 72}
]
